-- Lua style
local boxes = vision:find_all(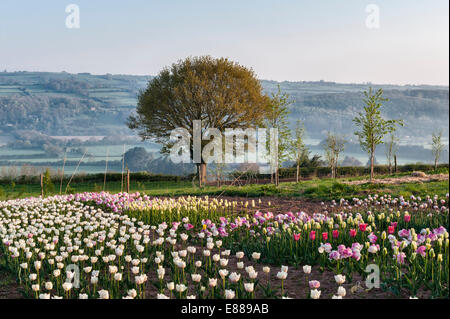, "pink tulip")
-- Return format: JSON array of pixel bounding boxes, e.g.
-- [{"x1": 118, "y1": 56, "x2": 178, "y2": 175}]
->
[
  {"x1": 359, "y1": 223, "x2": 368, "y2": 232},
  {"x1": 309, "y1": 280, "x2": 320, "y2": 289},
  {"x1": 332, "y1": 230, "x2": 339, "y2": 239}
]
